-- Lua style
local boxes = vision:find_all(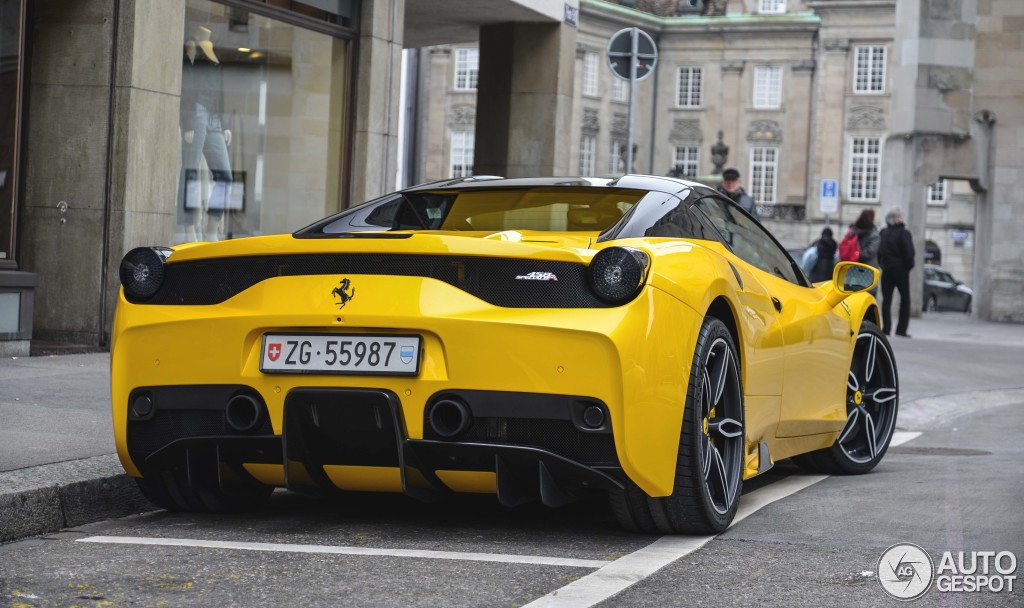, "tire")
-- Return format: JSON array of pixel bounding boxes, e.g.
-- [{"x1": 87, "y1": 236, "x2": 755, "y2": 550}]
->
[
  {"x1": 136, "y1": 466, "x2": 273, "y2": 513},
  {"x1": 792, "y1": 322, "x2": 899, "y2": 475},
  {"x1": 926, "y1": 295, "x2": 938, "y2": 312},
  {"x1": 609, "y1": 316, "x2": 744, "y2": 534}
]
